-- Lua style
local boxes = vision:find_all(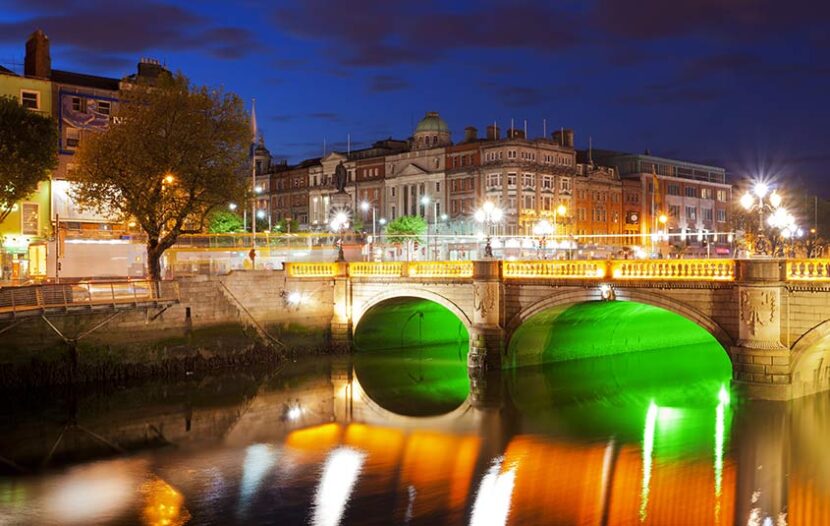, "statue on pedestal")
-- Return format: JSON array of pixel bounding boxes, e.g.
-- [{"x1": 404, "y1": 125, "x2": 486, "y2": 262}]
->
[{"x1": 334, "y1": 161, "x2": 347, "y2": 193}]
